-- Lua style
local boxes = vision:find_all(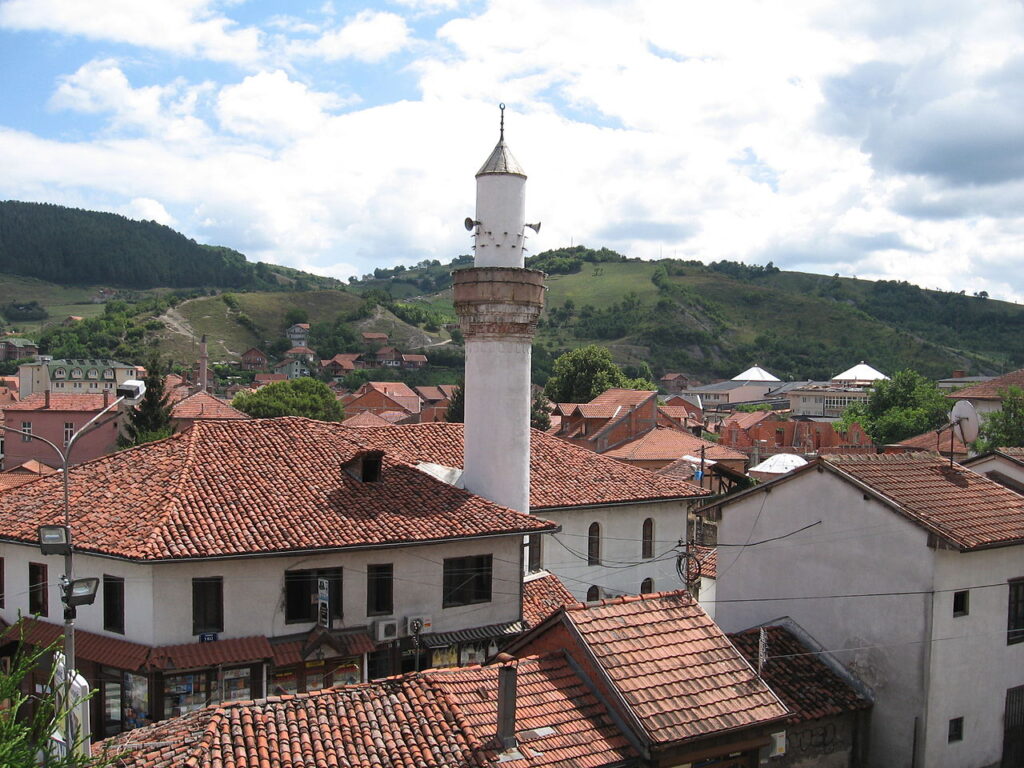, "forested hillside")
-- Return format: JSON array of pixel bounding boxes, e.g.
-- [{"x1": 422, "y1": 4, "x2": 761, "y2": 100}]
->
[{"x1": 0, "y1": 201, "x2": 338, "y2": 290}]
